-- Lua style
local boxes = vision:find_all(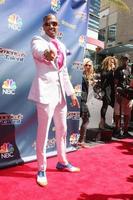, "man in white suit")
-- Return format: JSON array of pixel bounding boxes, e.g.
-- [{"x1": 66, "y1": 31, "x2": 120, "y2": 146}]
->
[{"x1": 28, "y1": 14, "x2": 80, "y2": 186}]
